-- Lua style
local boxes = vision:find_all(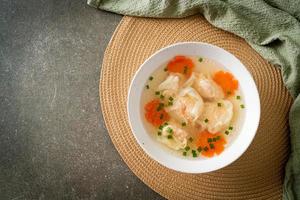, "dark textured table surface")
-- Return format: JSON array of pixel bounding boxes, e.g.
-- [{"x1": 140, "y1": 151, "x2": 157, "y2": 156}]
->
[{"x1": 0, "y1": 0, "x2": 163, "y2": 199}]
